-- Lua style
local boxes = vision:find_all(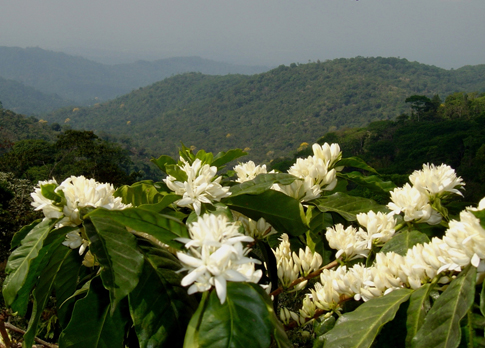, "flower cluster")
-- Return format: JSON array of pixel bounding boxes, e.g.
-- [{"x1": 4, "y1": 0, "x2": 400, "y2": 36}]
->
[
  {"x1": 31, "y1": 176, "x2": 130, "y2": 254},
  {"x1": 233, "y1": 212, "x2": 277, "y2": 240},
  {"x1": 388, "y1": 164, "x2": 464, "y2": 225},
  {"x1": 233, "y1": 161, "x2": 270, "y2": 183},
  {"x1": 273, "y1": 234, "x2": 323, "y2": 289},
  {"x1": 303, "y1": 197, "x2": 485, "y2": 317},
  {"x1": 326, "y1": 211, "x2": 396, "y2": 261},
  {"x1": 164, "y1": 158, "x2": 231, "y2": 215},
  {"x1": 272, "y1": 143, "x2": 343, "y2": 202},
  {"x1": 176, "y1": 214, "x2": 262, "y2": 303}
]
